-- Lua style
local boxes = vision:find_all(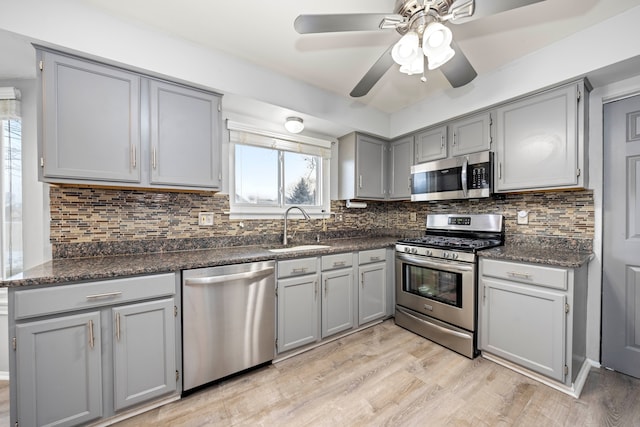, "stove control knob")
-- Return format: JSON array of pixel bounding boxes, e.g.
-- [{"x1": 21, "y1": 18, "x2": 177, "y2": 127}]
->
[
  {"x1": 425, "y1": 250, "x2": 432, "y2": 256},
  {"x1": 451, "y1": 253, "x2": 458, "y2": 260},
  {"x1": 404, "y1": 247, "x2": 410, "y2": 253},
  {"x1": 443, "y1": 252, "x2": 449, "y2": 259},
  {"x1": 411, "y1": 248, "x2": 418, "y2": 254}
]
